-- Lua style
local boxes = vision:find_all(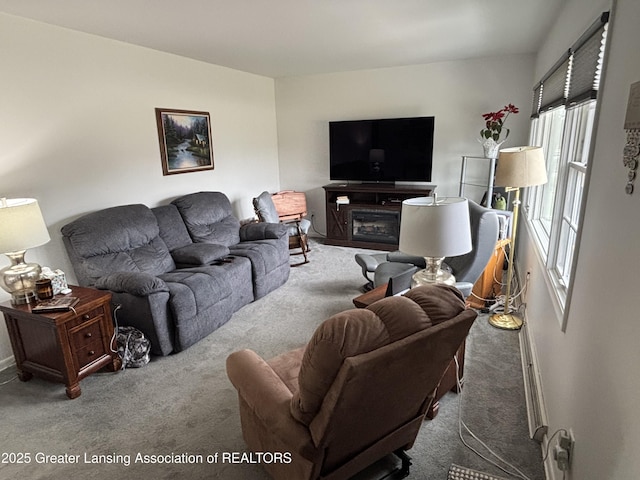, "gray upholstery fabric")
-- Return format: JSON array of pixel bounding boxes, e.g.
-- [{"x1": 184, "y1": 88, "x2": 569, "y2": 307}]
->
[
  {"x1": 230, "y1": 240, "x2": 290, "y2": 299},
  {"x1": 240, "y1": 222, "x2": 288, "y2": 241},
  {"x1": 444, "y1": 200, "x2": 499, "y2": 287},
  {"x1": 96, "y1": 272, "x2": 170, "y2": 296},
  {"x1": 61, "y1": 193, "x2": 289, "y2": 356},
  {"x1": 61, "y1": 204, "x2": 176, "y2": 286},
  {"x1": 170, "y1": 243, "x2": 230, "y2": 266},
  {"x1": 152, "y1": 204, "x2": 193, "y2": 251},
  {"x1": 253, "y1": 191, "x2": 311, "y2": 236},
  {"x1": 172, "y1": 192, "x2": 241, "y2": 246},
  {"x1": 286, "y1": 218, "x2": 311, "y2": 236},
  {"x1": 253, "y1": 191, "x2": 280, "y2": 223}
]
